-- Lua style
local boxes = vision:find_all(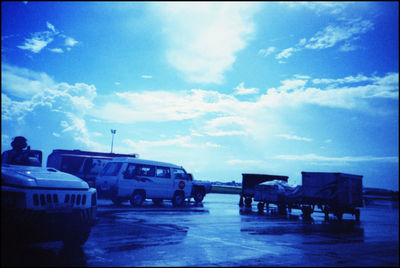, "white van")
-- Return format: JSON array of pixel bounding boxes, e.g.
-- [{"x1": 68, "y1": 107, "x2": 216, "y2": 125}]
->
[{"x1": 96, "y1": 157, "x2": 193, "y2": 207}]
